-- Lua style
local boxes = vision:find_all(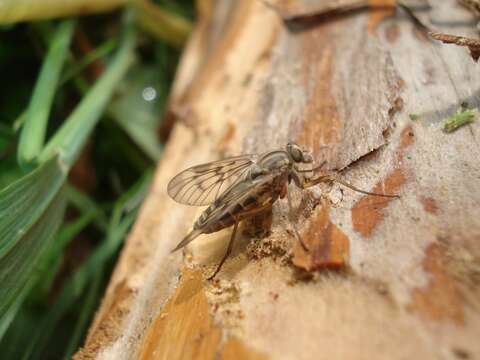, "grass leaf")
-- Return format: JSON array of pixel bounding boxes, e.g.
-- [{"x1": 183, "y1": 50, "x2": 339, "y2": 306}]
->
[
  {"x1": 133, "y1": 0, "x2": 192, "y2": 48},
  {"x1": 39, "y1": 15, "x2": 136, "y2": 167},
  {"x1": 0, "y1": 0, "x2": 125, "y2": 24},
  {"x1": 30, "y1": 209, "x2": 98, "y2": 301},
  {"x1": 0, "y1": 157, "x2": 66, "y2": 259},
  {"x1": 109, "y1": 65, "x2": 164, "y2": 160},
  {"x1": 65, "y1": 185, "x2": 109, "y2": 231},
  {"x1": 0, "y1": 185, "x2": 67, "y2": 339},
  {"x1": 24, "y1": 171, "x2": 152, "y2": 360},
  {"x1": 17, "y1": 20, "x2": 75, "y2": 169},
  {"x1": 442, "y1": 108, "x2": 477, "y2": 133},
  {"x1": 62, "y1": 272, "x2": 102, "y2": 359},
  {"x1": 60, "y1": 37, "x2": 117, "y2": 86}
]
